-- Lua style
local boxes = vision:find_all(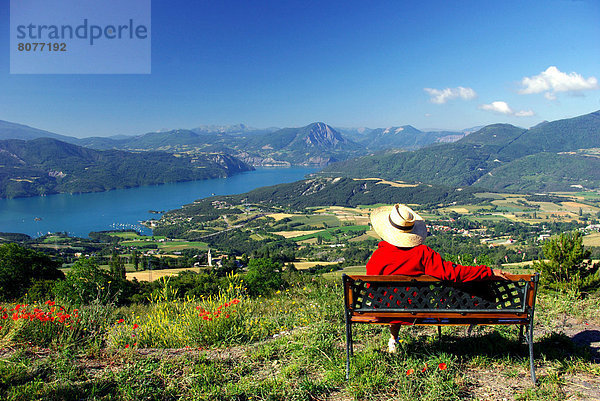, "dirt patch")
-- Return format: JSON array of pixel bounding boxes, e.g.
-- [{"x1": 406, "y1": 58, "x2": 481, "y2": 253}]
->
[
  {"x1": 127, "y1": 267, "x2": 200, "y2": 282},
  {"x1": 267, "y1": 213, "x2": 295, "y2": 221},
  {"x1": 465, "y1": 366, "x2": 533, "y2": 400},
  {"x1": 273, "y1": 230, "x2": 321, "y2": 238},
  {"x1": 375, "y1": 180, "x2": 419, "y2": 188}
]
